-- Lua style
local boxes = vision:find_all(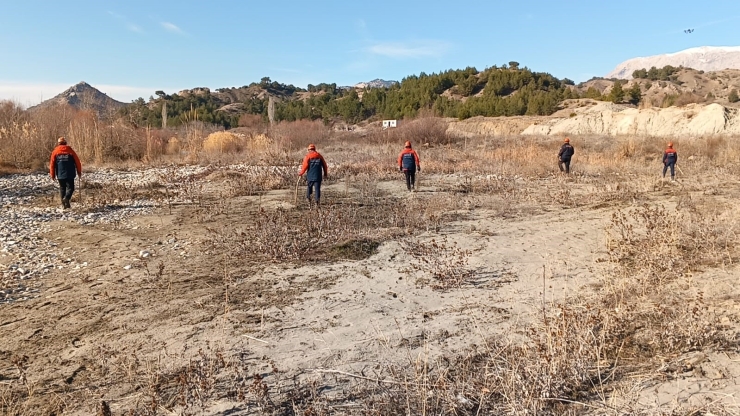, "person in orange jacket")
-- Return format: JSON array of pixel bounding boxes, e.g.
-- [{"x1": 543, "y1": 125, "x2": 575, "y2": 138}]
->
[
  {"x1": 663, "y1": 142, "x2": 678, "y2": 180},
  {"x1": 398, "y1": 141, "x2": 421, "y2": 191},
  {"x1": 298, "y1": 143, "x2": 328, "y2": 206},
  {"x1": 49, "y1": 137, "x2": 82, "y2": 209}
]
